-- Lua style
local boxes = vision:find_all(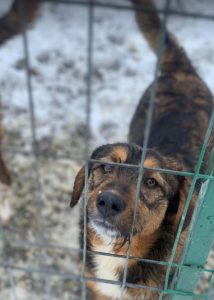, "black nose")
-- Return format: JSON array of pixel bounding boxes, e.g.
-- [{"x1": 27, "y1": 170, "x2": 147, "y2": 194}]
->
[{"x1": 96, "y1": 191, "x2": 125, "y2": 218}]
